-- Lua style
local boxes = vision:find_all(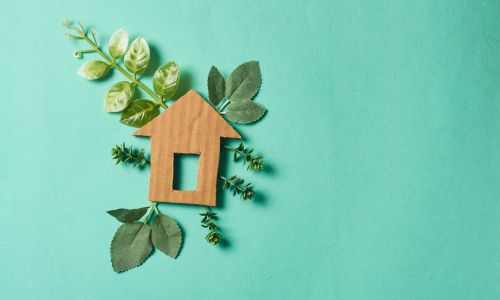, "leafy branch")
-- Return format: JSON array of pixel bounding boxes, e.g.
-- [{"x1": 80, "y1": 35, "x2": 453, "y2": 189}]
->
[
  {"x1": 224, "y1": 143, "x2": 264, "y2": 171},
  {"x1": 220, "y1": 175, "x2": 256, "y2": 200},
  {"x1": 207, "y1": 61, "x2": 267, "y2": 124},
  {"x1": 62, "y1": 19, "x2": 181, "y2": 127},
  {"x1": 200, "y1": 208, "x2": 222, "y2": 245},
  {"x1": 107, "y1": 202, "x2": 182, "y2": 272},
  {"x1": 111, "y1": 143, "x2": 149, "y2": 167}
]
